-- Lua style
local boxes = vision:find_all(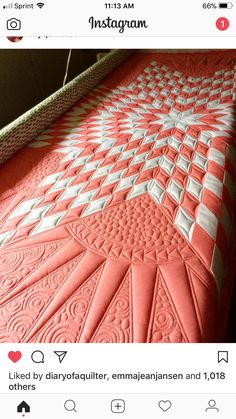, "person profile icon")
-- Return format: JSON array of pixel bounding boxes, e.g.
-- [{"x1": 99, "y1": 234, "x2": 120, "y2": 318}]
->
[{"x1": 205, "y1": 399, "x2": 219, "y2": 412}]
